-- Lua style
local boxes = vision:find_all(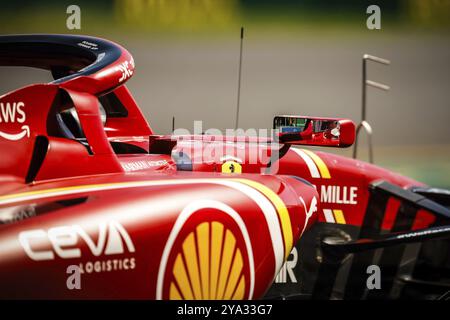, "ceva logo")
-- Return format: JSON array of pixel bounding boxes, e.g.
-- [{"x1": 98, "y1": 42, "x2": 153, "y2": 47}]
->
[
  {"x1": 0, "y1": 101, "x2": 30, "y2": 141},
  {"x1": 19, "y1": 221, "x2": 135, "y2": 261}
]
